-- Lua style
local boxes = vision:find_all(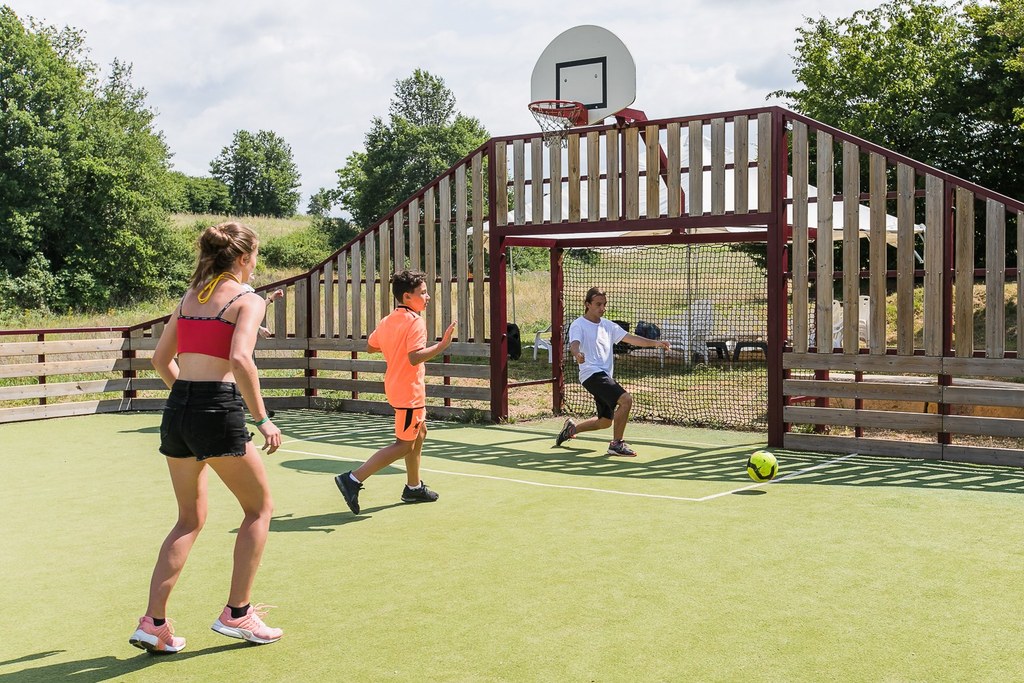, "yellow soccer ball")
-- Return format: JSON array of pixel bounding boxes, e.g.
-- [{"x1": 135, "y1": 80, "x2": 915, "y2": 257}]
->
[{"x1": 746, "y1": 450, "x2": 778, "y2": 482}]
